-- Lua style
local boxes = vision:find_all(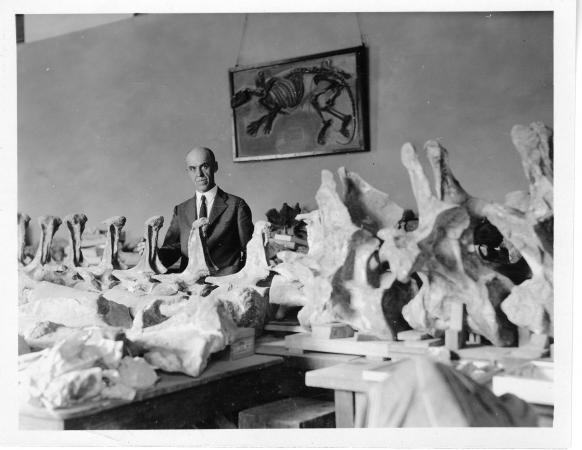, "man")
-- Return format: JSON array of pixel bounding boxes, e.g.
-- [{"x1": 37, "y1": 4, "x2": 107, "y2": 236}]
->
[{"x1": 154, "y1": 147, "x2": 254, "y2": 276}]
